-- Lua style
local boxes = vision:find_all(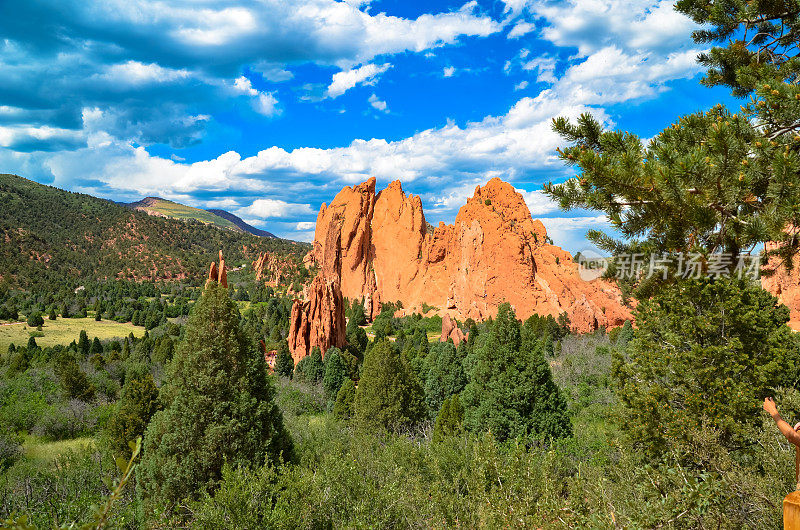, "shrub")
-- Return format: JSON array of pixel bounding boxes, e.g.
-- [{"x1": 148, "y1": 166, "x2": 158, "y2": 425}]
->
[
  {"x1": 333, "y1": 378, "x2": 356, "y2": 420},
  {"x1": 26, "y1": 312, "x2": 44, "y2": 328}
]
